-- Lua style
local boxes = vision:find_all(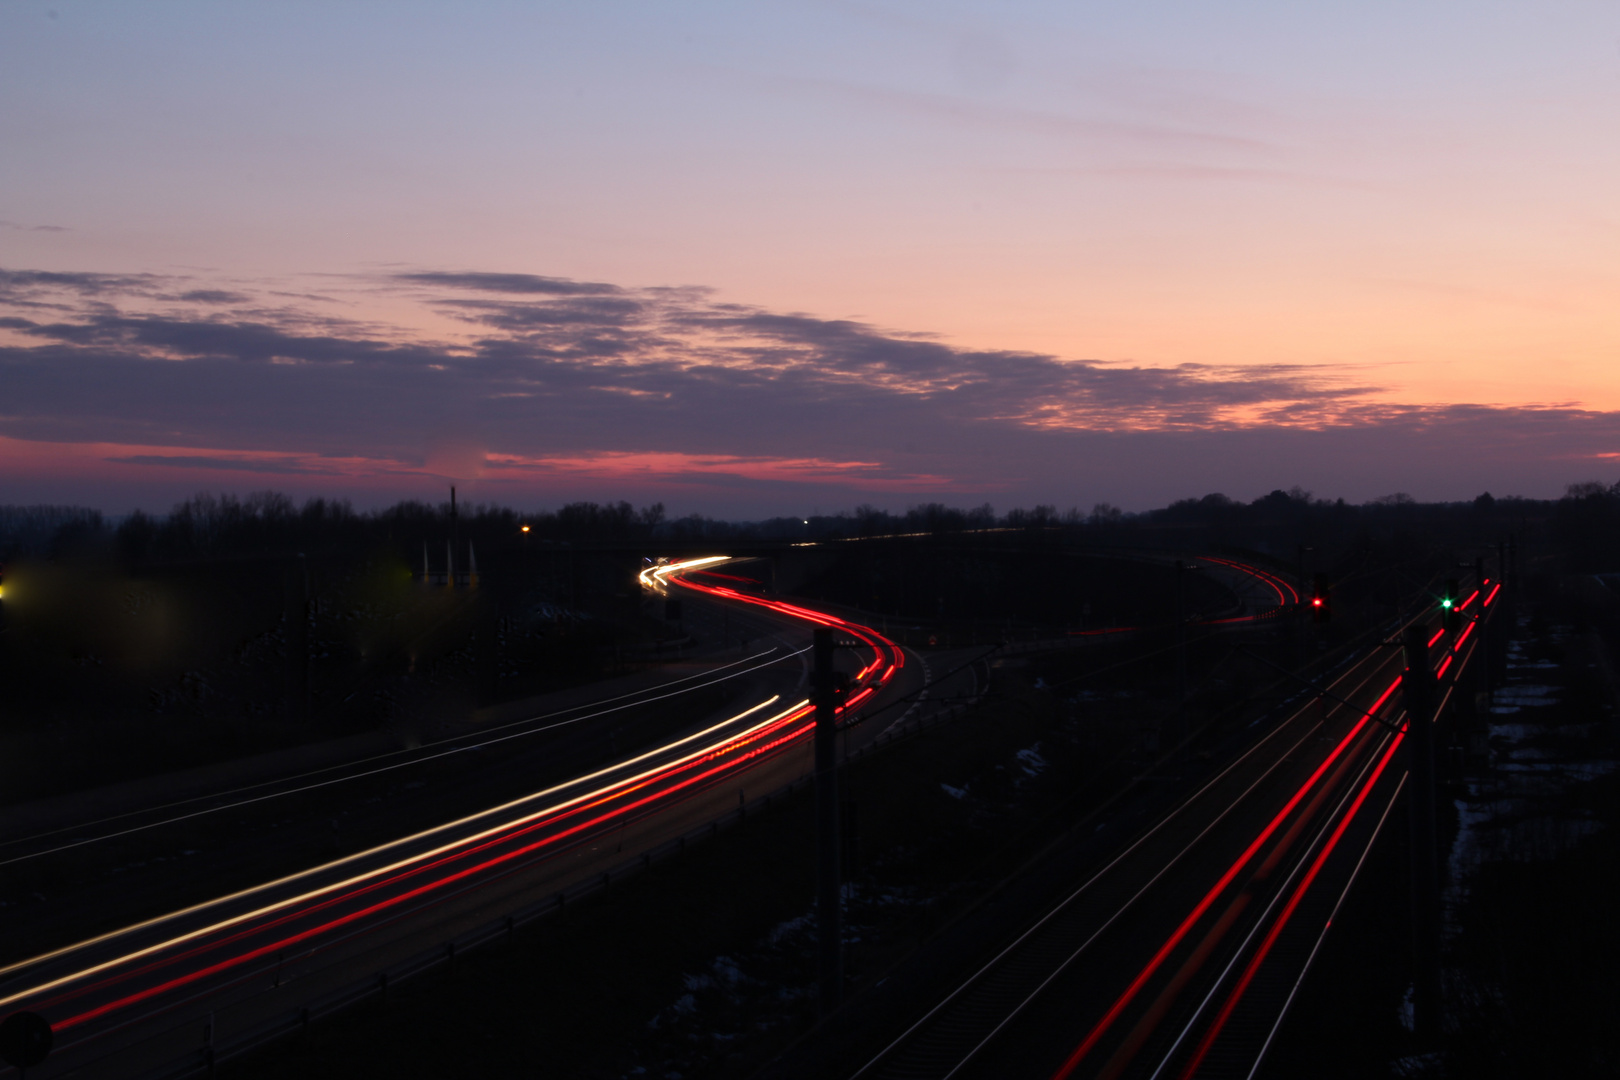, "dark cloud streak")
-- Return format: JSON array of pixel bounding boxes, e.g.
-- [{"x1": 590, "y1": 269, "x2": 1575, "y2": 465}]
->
[
  {"x1": 395, "y1": 271, "x2": 623, "y2": 296},
  {"x1": 0, "y1": 264, "x2": 1612, "y2": 510},
  {"x1": 105, "y1": 455, "x2": 334, "y2": 475}
]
